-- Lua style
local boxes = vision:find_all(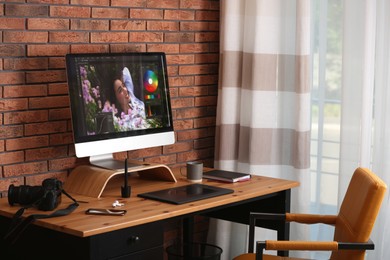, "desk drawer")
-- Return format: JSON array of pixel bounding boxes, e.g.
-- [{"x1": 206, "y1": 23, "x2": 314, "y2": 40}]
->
[{"x1": 90, "y1": 221, "x2": 163, "y2": 260}]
